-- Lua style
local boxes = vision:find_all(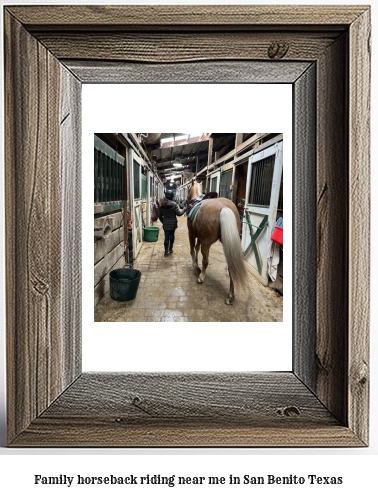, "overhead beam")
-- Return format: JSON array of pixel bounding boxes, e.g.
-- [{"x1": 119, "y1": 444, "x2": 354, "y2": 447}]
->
[
  {"x1": 235, "y1": 133, "x2": 244, "y2": 148},
  {"x1": 155, "y1": 153, "x2": 208, "y2": 169},
  {"x1": 159, "y1": 167, "x2": 187, "y2": 174},
  {"x1": 156, "y1": 152, "x2": 208, "y2": 161}
]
